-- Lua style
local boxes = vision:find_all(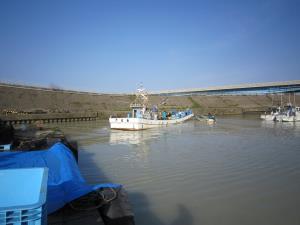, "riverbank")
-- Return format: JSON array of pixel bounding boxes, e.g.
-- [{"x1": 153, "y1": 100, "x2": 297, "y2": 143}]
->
[{"x1": 1, "y1": 83, "x2": 299, "y2": 121}]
